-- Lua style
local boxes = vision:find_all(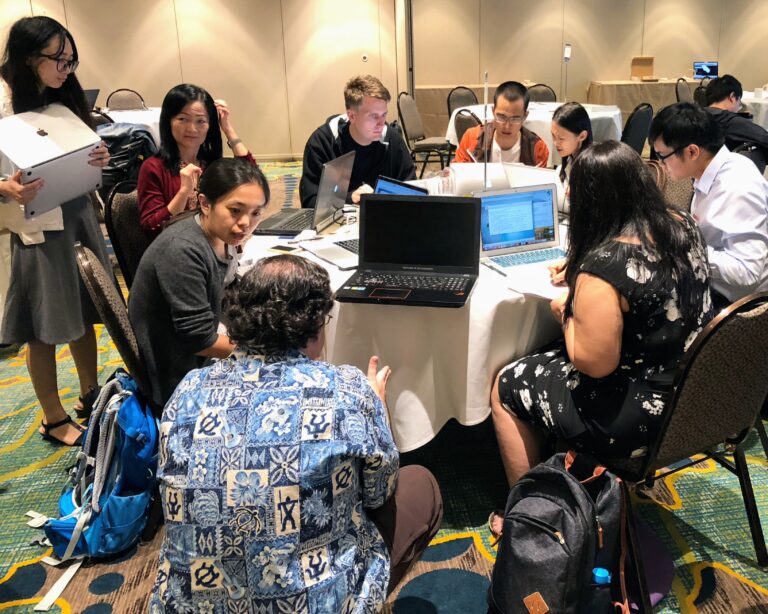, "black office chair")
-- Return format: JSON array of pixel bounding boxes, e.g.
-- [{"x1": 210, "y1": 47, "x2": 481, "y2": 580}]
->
[
  {"x1": 397, "y1": 92, "x2": 452, "y2": 178},
  {"x1": 621, "y1": 102, "x2": 653, "y2": 155},
  {"x1": 594, "y1": 293, "x2": 768, "y2": 611},
  {"x1": 527, "y1": 84, "x2": 557, "y2": 102},
  {"x1": 447, "y1": 86, "x2": 478, "y2": 117},
  {"x1": 676, "y1": 78, "x2": 693, "y2": 103},
  {"x1": 453, "y1": 109, "x2": 482, "y2": 146}
]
